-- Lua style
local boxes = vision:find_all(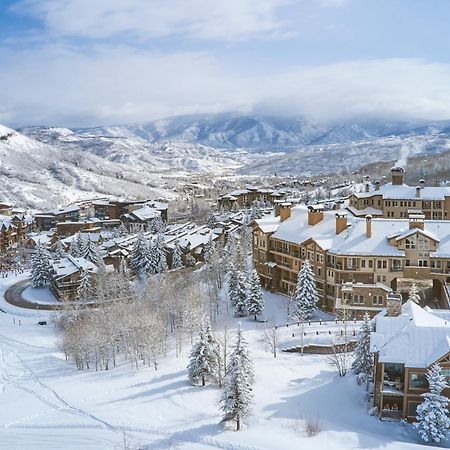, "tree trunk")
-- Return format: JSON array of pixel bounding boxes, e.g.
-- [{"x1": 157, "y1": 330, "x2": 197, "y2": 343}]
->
[
  {"x1": 202, "y1": 375, "x2": 205, "y2": 387},
  {"x1": 236, "y1": 417, "x2": 240, "y2": 431}
]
